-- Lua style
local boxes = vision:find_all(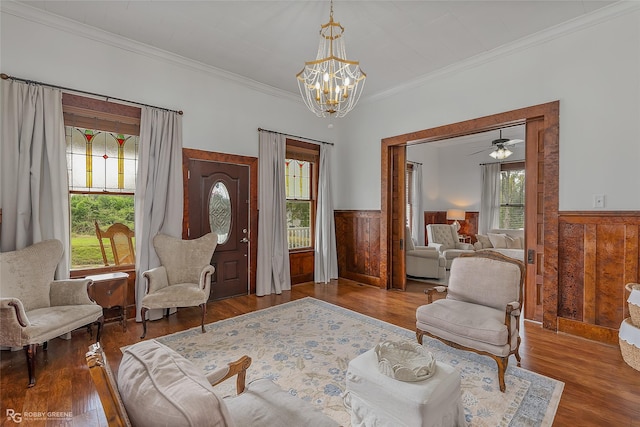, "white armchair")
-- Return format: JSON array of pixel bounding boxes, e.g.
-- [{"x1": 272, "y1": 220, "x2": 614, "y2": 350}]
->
[
  {"x1": 426, "y1": 224, "x2": 474, "y2": 269},
  {"x1": 0, "y1": 240, "x2": 104, "y2": 387},
  {"x1": 406, "y1": 227, "x2": 446, "y2": 279},
  {"x1": 140, "y1": 232, "x2": 218, "y2": 339}
]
